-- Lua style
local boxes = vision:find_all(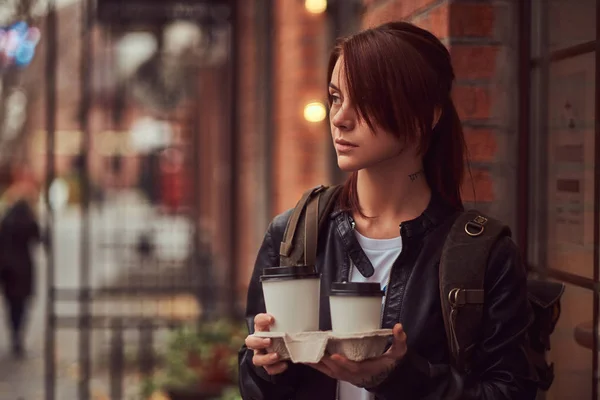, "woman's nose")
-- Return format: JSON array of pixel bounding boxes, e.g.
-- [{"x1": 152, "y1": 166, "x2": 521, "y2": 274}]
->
[{"x1": 331, "y1": 104, "x2": 354, "y2": 131}]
